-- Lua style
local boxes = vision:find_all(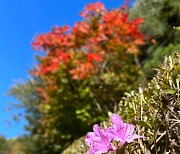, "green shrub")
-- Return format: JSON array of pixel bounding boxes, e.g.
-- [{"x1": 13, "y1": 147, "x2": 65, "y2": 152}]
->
[{"x1": 63, "y1": 52, "x2": 180, "y2": 153}]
